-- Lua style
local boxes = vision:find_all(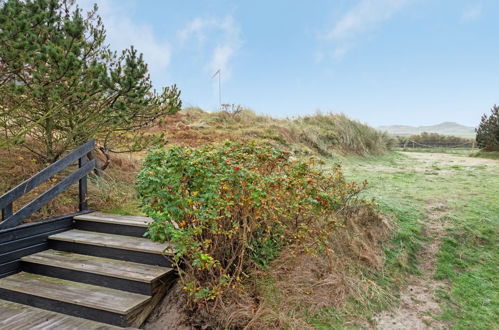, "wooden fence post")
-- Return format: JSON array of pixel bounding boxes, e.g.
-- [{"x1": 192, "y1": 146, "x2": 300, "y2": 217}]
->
[{"x1": 78, "y1": 154, "x2": 89, "y2": 212}]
